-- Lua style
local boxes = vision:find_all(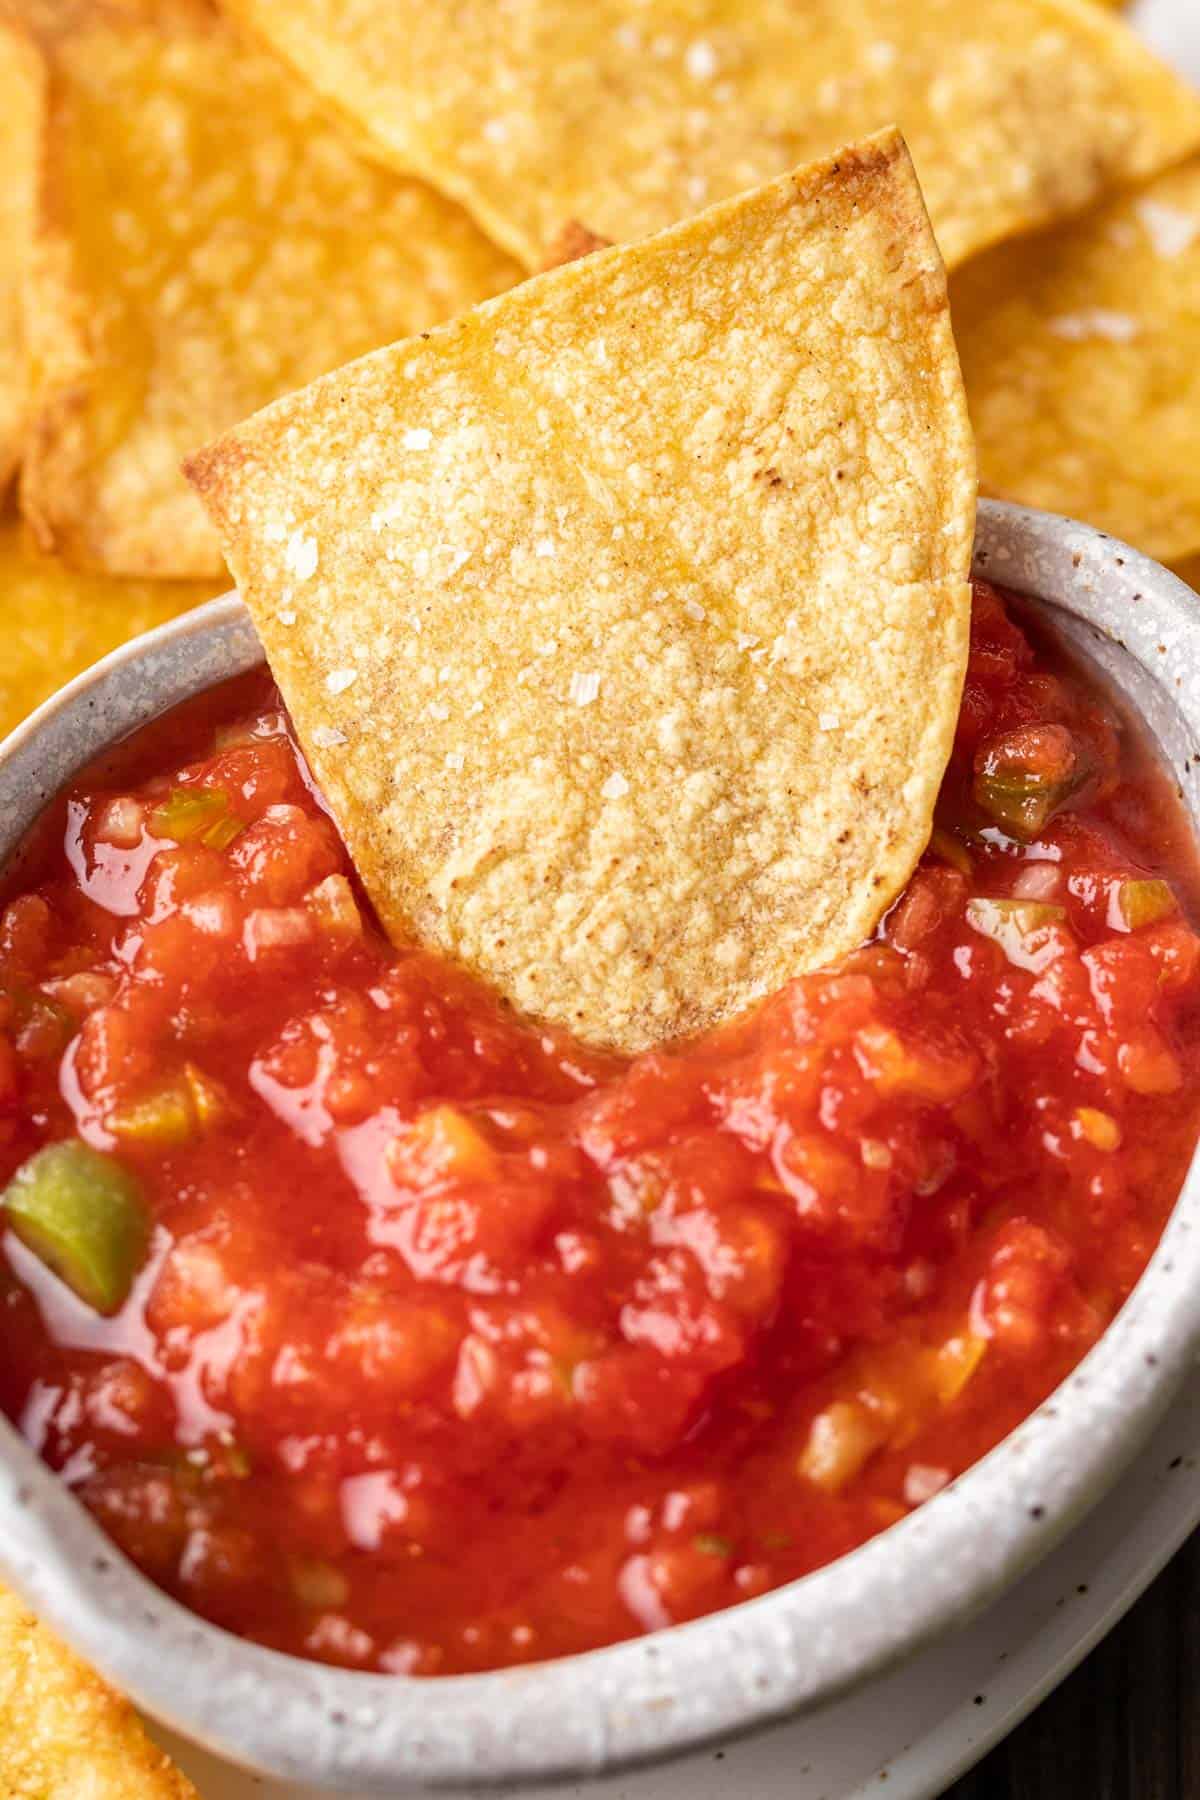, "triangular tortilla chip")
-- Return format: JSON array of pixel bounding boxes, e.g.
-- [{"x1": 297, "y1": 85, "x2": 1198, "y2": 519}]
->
[
  {"x1": 188, "y1": 131, "x2": 974, "y2": 1054},
  {"x1": 0, "y1": 12, "x2": 42, "y2": 493},
  {"x1": 0, "y1": 515, "x2": 219, "y2": 743},
  {"x1": 188, "y1": 136, "x2": 978, "y2": 1051},
  {"x1": 17, "y1": 0, "x2": 520, "y2": 579},
  {"x1": 0, "y1": 1581, "x2": 198, "y2": 1800},
  {"x1": 954, "y1": 156, "x2": 1200, "y2": 564},
  {"x1": 219, "y1": 0, "x2": 1200, "y2": 272}
]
